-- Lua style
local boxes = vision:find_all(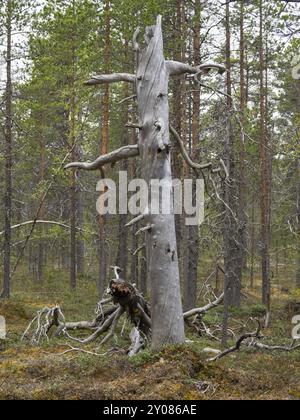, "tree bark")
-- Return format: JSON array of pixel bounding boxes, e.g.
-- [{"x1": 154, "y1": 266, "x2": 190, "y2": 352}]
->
[
  {"x1": 184, "y1": 0, "x2": 201, "y2": 312},
  {"x1": 76, "y1": 177, "x2": 85, "y2": 277},
  {"x1": 238, "y1": 0, "x2": 247, "y2": 276},
  {"x1": 250, "y1": 191, "x2": 256, "y2": 288},
  {"x1": 296, "y1": 160, "x2": 300, "y2": 289},
  {"x1": 172, "y1": 0, "x2": 184, "y2": 268},
  {"x1": 69, "y1": 2, "x2": 77, "y2": 291},
  {"x1": 259, "y1": 0, "x2": 271, "y2": 314},
  {"x1": 2, "y1": 0, "x2": 13, "y2": 299},
  {"x1": 37, "y1": 115, "x2": 46, "y2": 283},
  {"x1": 98, "y1": 0, "x2": 111, "y2": 296},
  {"x1": 222, "y1": 1, "x2": 240, "y2": 347}
]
